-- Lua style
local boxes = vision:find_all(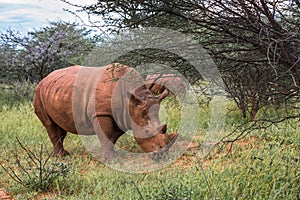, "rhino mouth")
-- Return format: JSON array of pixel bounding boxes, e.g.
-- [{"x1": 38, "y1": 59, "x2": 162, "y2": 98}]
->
[
  {"x1": 163, "y1": 131, "x2": 179, "y2": 150},
  {"x1": 151, "y1": 131, "x2": 179, "y2": 160},
  {"x1": 134, "y1": 129, "x2": 179, "y2": 153},
  {"x1": 156, "y1": 130, "x2": 179, "y2": 153}
]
